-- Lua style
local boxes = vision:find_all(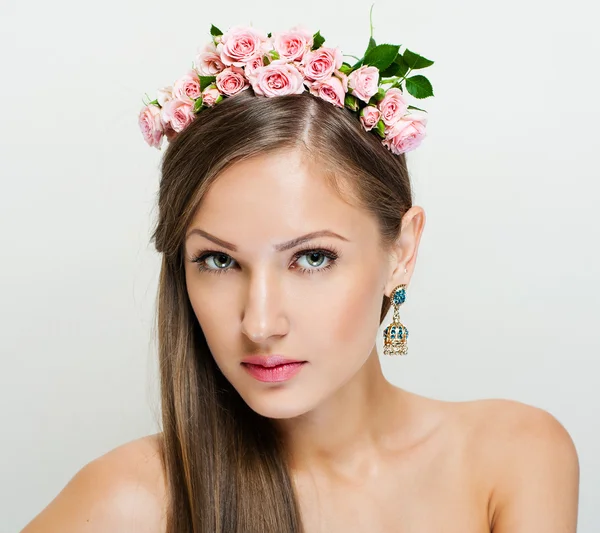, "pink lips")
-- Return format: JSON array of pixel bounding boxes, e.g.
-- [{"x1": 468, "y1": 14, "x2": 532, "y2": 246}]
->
[
  {"x1": 242, "y1": 355, "x2": 305, "y2": 367},
  {"x1": 241, "y1": 355, "x2": 307, "y2": 383}
]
